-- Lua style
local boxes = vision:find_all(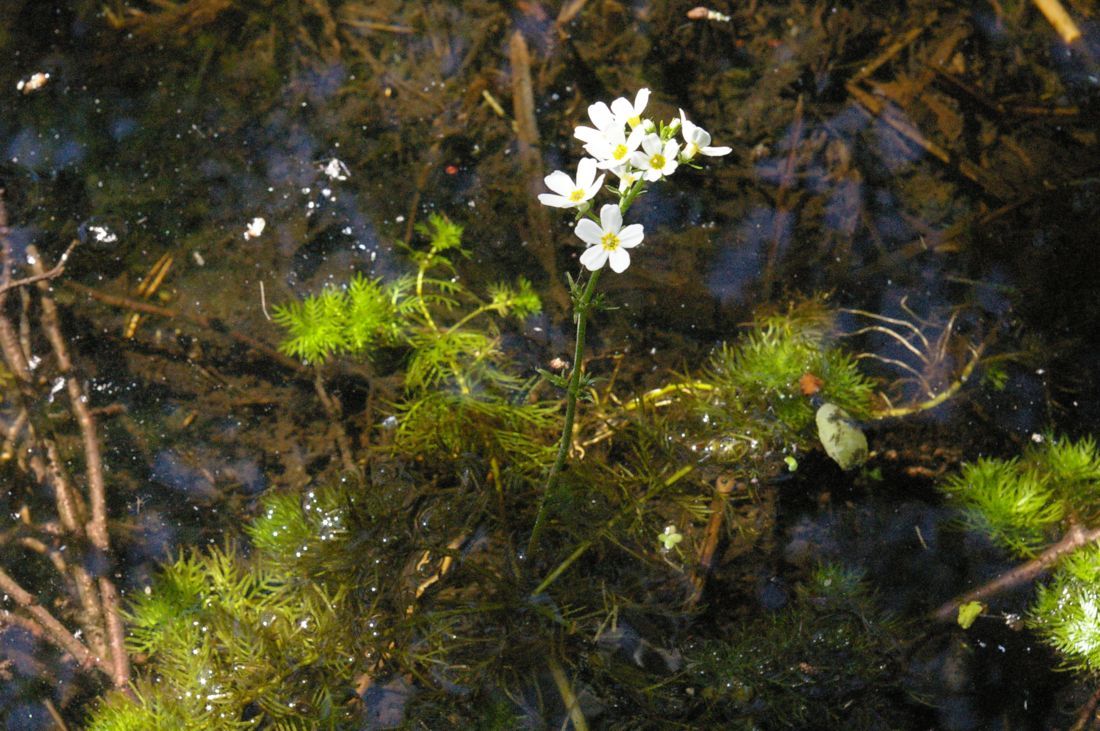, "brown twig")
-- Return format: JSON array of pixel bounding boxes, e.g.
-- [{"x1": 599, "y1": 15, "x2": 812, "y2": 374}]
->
[
  {"x1": 0, "y1": 567, "x2": 104, "y2": 673},
  {"x1": 510, "y1": 30, "x2": 568, "y2": 313},
  {"x1": 1070, "y1": 683, "x2": 1100, "y2": 731},
  {"x1": 687, "y1": 473, "x2": 737, "y2": 608},
  {"x1": 931, "y1": 522, "x2": 1100, "y2": 622},
  {"x1": 1033, "y1": 0, "x2": 1082, "y2": 43},
  {"x1": 0, "y1": 240, "x2": 79, "y2": 296},
  {"x1": 29, "y1": 244, "x2": 131, "y2": 689},
  {"x1": 64, "y1": 280, "x2": 303, "y2": 371},
  {"x1": 312, "y1": 372, "x2": 358, "y2": 476}
]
